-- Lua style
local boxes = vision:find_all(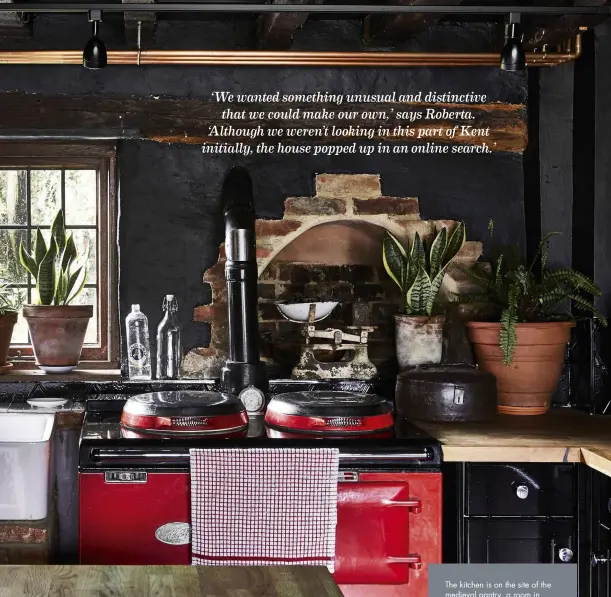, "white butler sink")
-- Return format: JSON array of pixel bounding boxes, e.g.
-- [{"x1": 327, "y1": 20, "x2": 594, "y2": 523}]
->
[{"x1": 0, "y1": 413, "x2": 55, "y2": 520}]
